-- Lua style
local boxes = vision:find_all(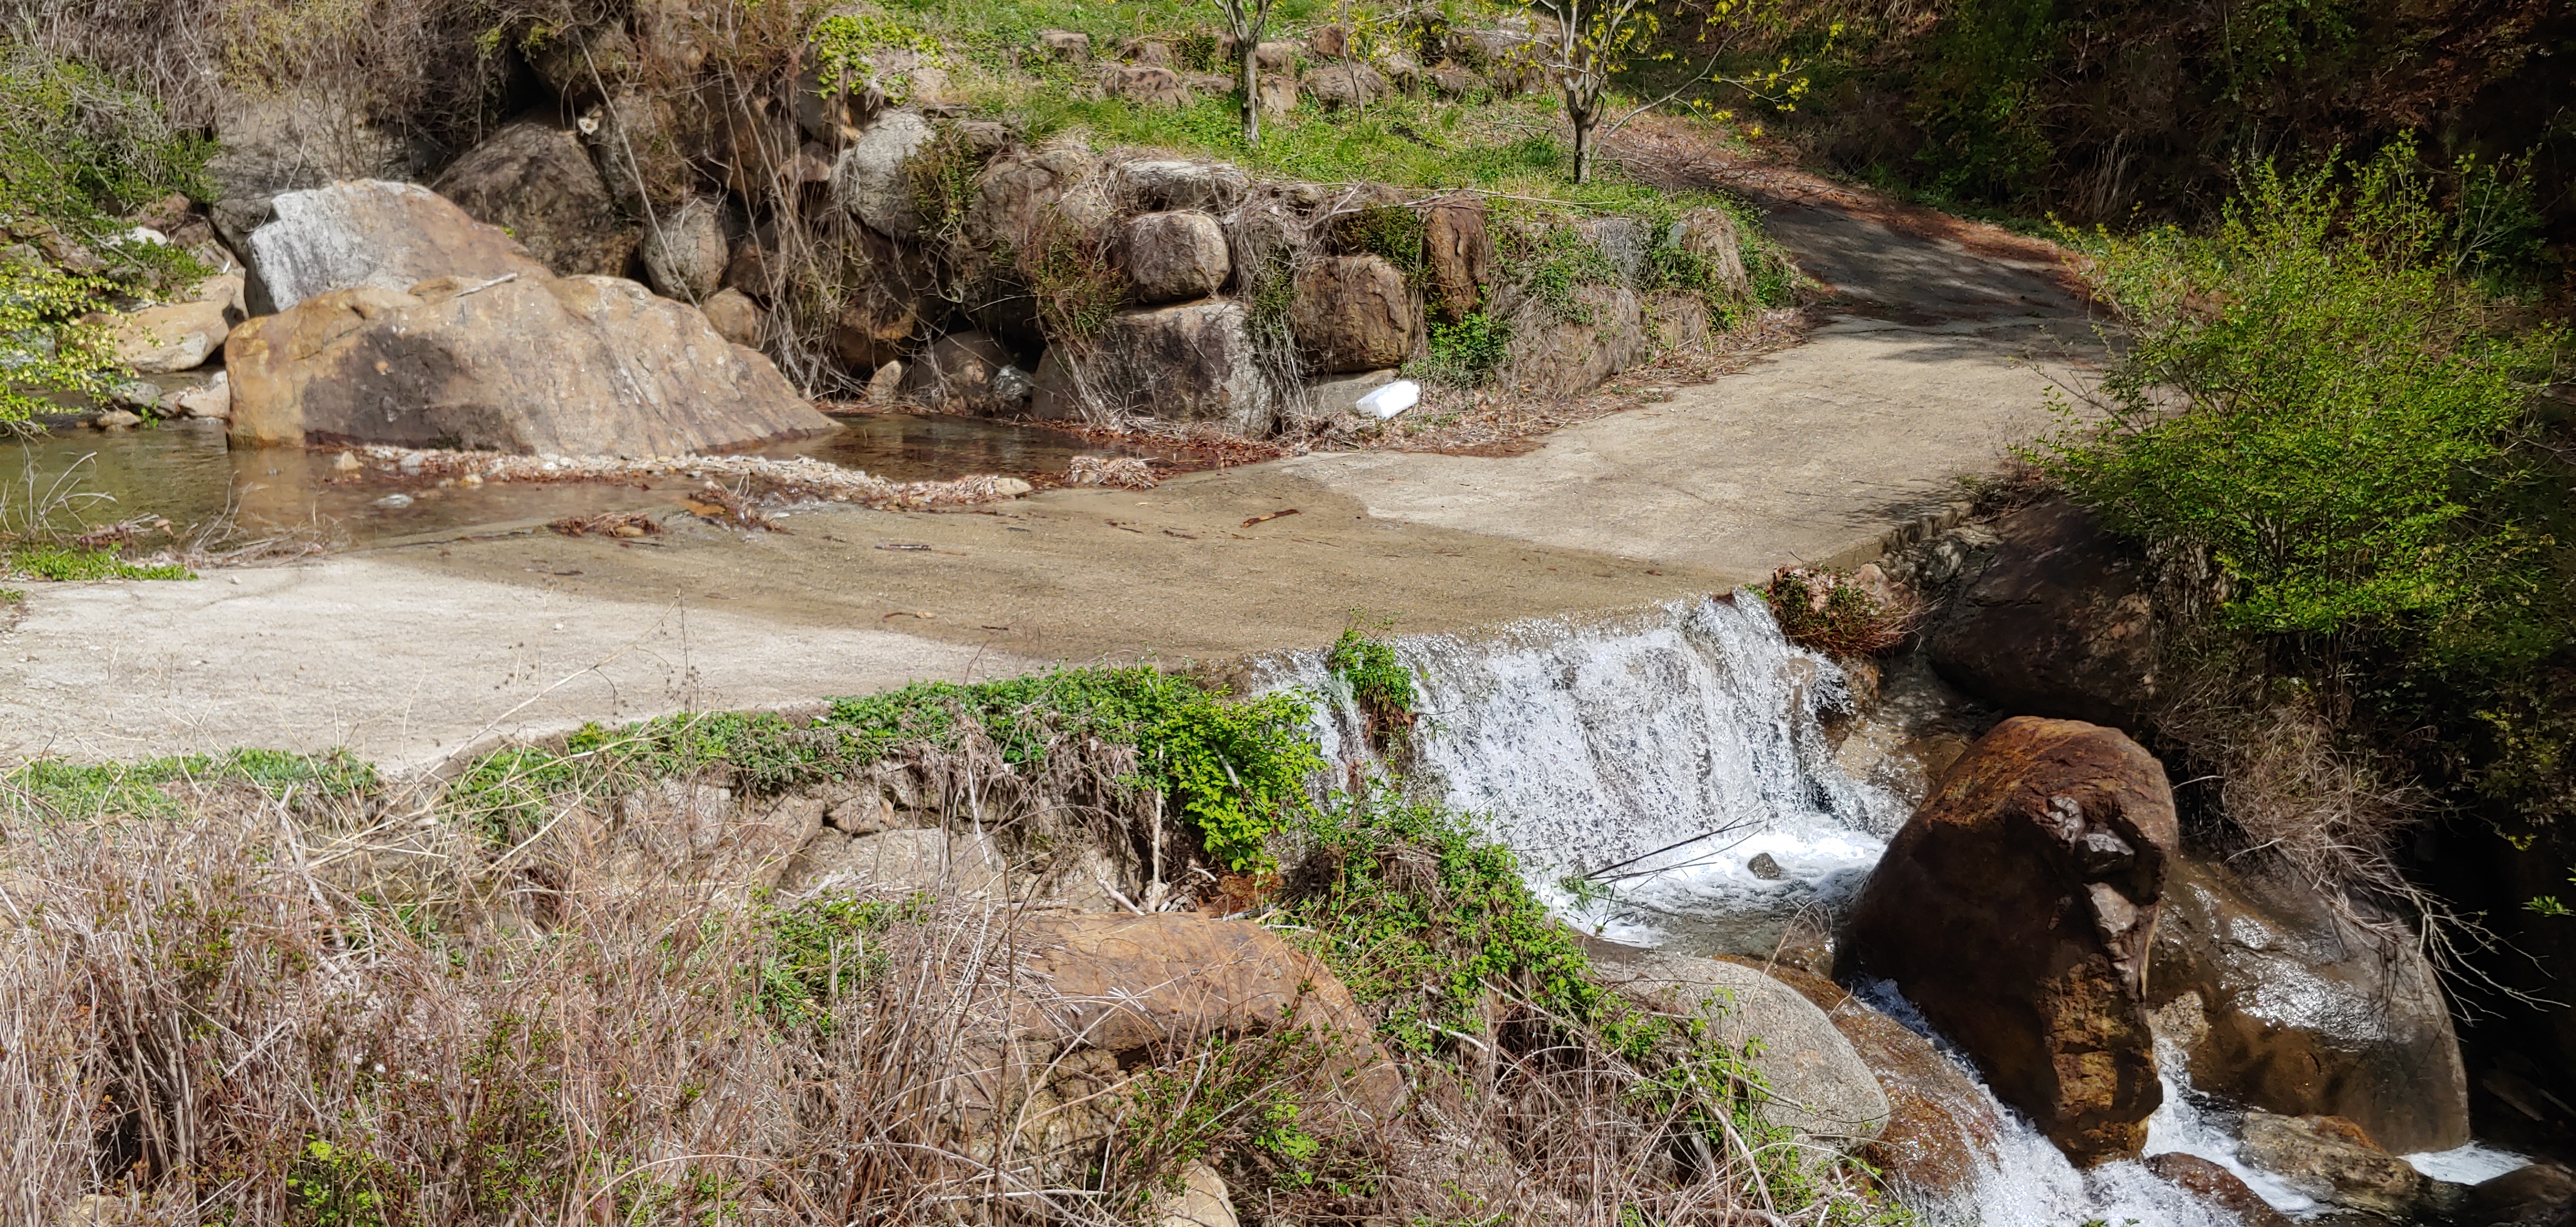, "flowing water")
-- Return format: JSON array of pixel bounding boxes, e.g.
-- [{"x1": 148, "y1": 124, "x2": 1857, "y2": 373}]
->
[
  {"x1": 1, "y1": 413, "x2": 1170, "y2": 548},
  {"x1": 1251, "y1": 594, "x2": 2531, "y2": 1224}
]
